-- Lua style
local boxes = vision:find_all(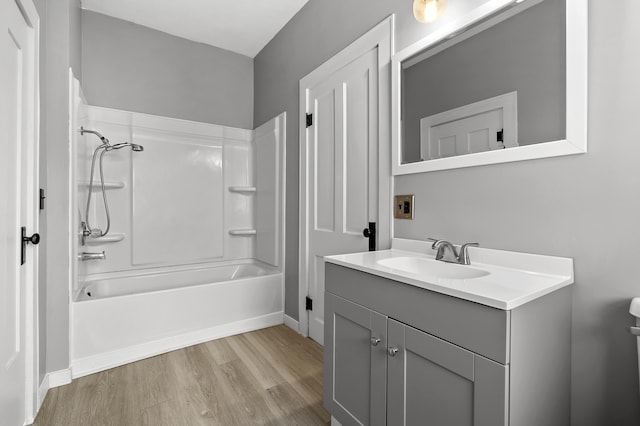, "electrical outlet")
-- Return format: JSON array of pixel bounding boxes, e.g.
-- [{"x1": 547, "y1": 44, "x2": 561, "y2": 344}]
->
[{"x1": 394, "y1": 195, "x2": 414, "y2": 219}]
